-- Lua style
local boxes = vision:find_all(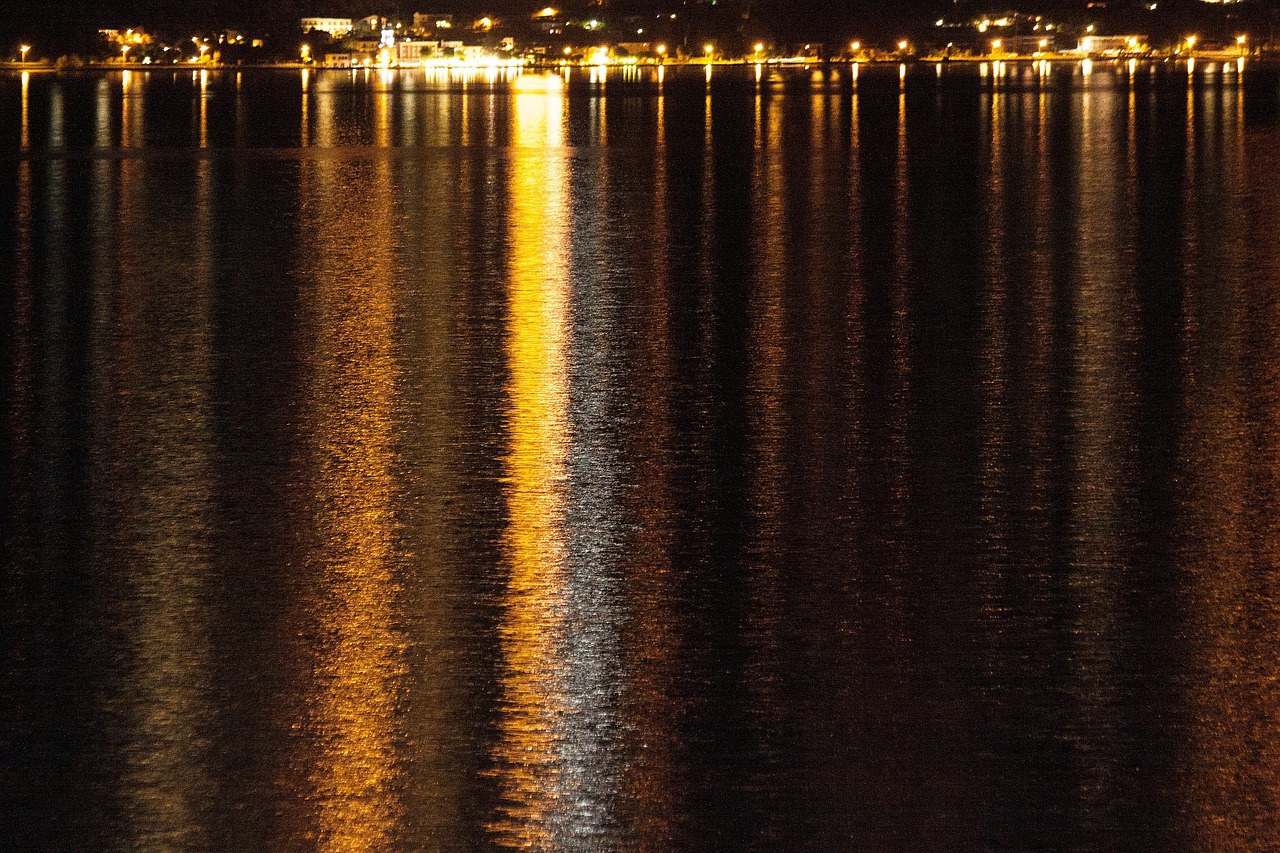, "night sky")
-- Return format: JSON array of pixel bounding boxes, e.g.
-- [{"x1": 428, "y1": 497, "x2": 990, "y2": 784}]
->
[{"x1": 2, "y1": 0, "x2": 948, "y2": 51}]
